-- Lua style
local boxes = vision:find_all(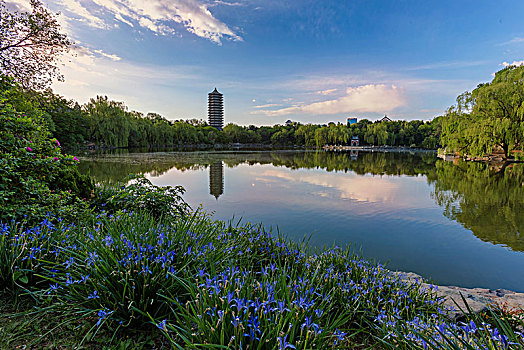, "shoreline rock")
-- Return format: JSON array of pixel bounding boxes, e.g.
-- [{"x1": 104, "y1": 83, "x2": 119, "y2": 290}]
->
[{"x1": 390, "y1": 271, "x2": 524, "y2": 321}]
